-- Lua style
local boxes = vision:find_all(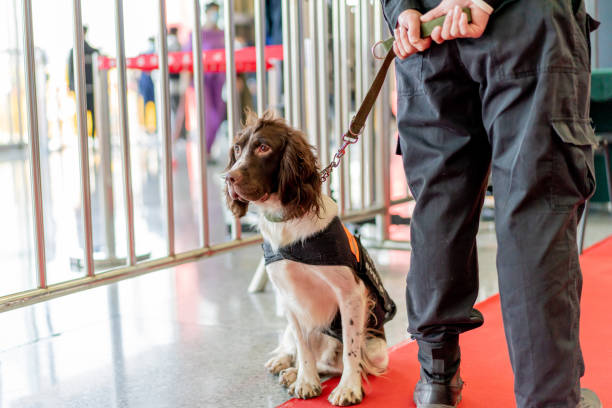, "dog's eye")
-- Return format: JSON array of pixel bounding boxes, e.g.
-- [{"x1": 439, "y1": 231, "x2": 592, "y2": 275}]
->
[
  {"x1": 257, "y1": 144, "x2": 270, "y2": 153},
  {"x1": 233, "y1": 144, "x2": 241, "y2": 156}
]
